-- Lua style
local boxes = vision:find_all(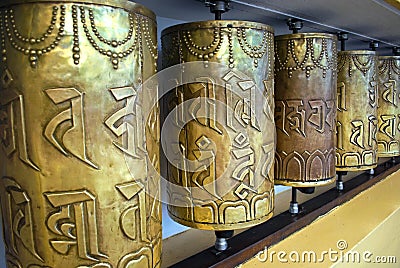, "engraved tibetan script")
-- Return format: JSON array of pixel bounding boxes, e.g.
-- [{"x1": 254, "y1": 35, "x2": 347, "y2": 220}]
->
[
  {"x1": 0, "y1": 69, "x2": 39, "y2": 170},
  {"x1": 275, "y1": 100, "x2": 306, "y2": 137},
  {"x1": 380, "y1": 115, "x2": 396, "y2": 139},
  {"x1": 369, "y1": 81, "x2": 378, "y2": 108},
  {"x1": 1, "y1": 177, "x2": 43, "y2": 261},
  {"x1": 187, "y1": 77, "x2": 223, "y2": 134},
  {"x1": 105, "y1": 86, "x2": 145, "y2": 158},
  {"x1": 309, "y1": 100, "x2": 327, "y2": 133},
  {"x1": 223, "y1": 71, "x2": 261, "y2": 132},
  {"x1": 276, "y1": 98, "x2": 335, "y2": 137},
  {"x1": 287, "y1": 100, "x2": 306, "y2": 136},
  {"x1": 231, "y1": 133, "x2": 256, "y2": 199},
  {"x1": 350, "y1": 120, "x2": 365, "y2": 149},
  {"x1": 382, "y1": 80, "x2": 397, "y2": 107},
  {"x1": 192, "y1": 135, "x2": 219, "y2": 200},
  {"x1": 116, "y1": 181, "x2": 149, "y2": 242},
  {"x1": 168, "y1": 79, "x2": 185, "y2": 127},
  {"x1": 44, "y1": 190, "x2": 107, "y2": 261},
  {"x1": 44, "y1": 87, "x2": 98, "y2": 169},
  {"x1": 337, "y1": 82, "x2": 346, "y2": 111},
  {"x1": 260, "y1": 143, "x2": 274, "y2": 182},
  {"x1": 336, "y1": 121, "x2": 344, "y2": 150}
]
